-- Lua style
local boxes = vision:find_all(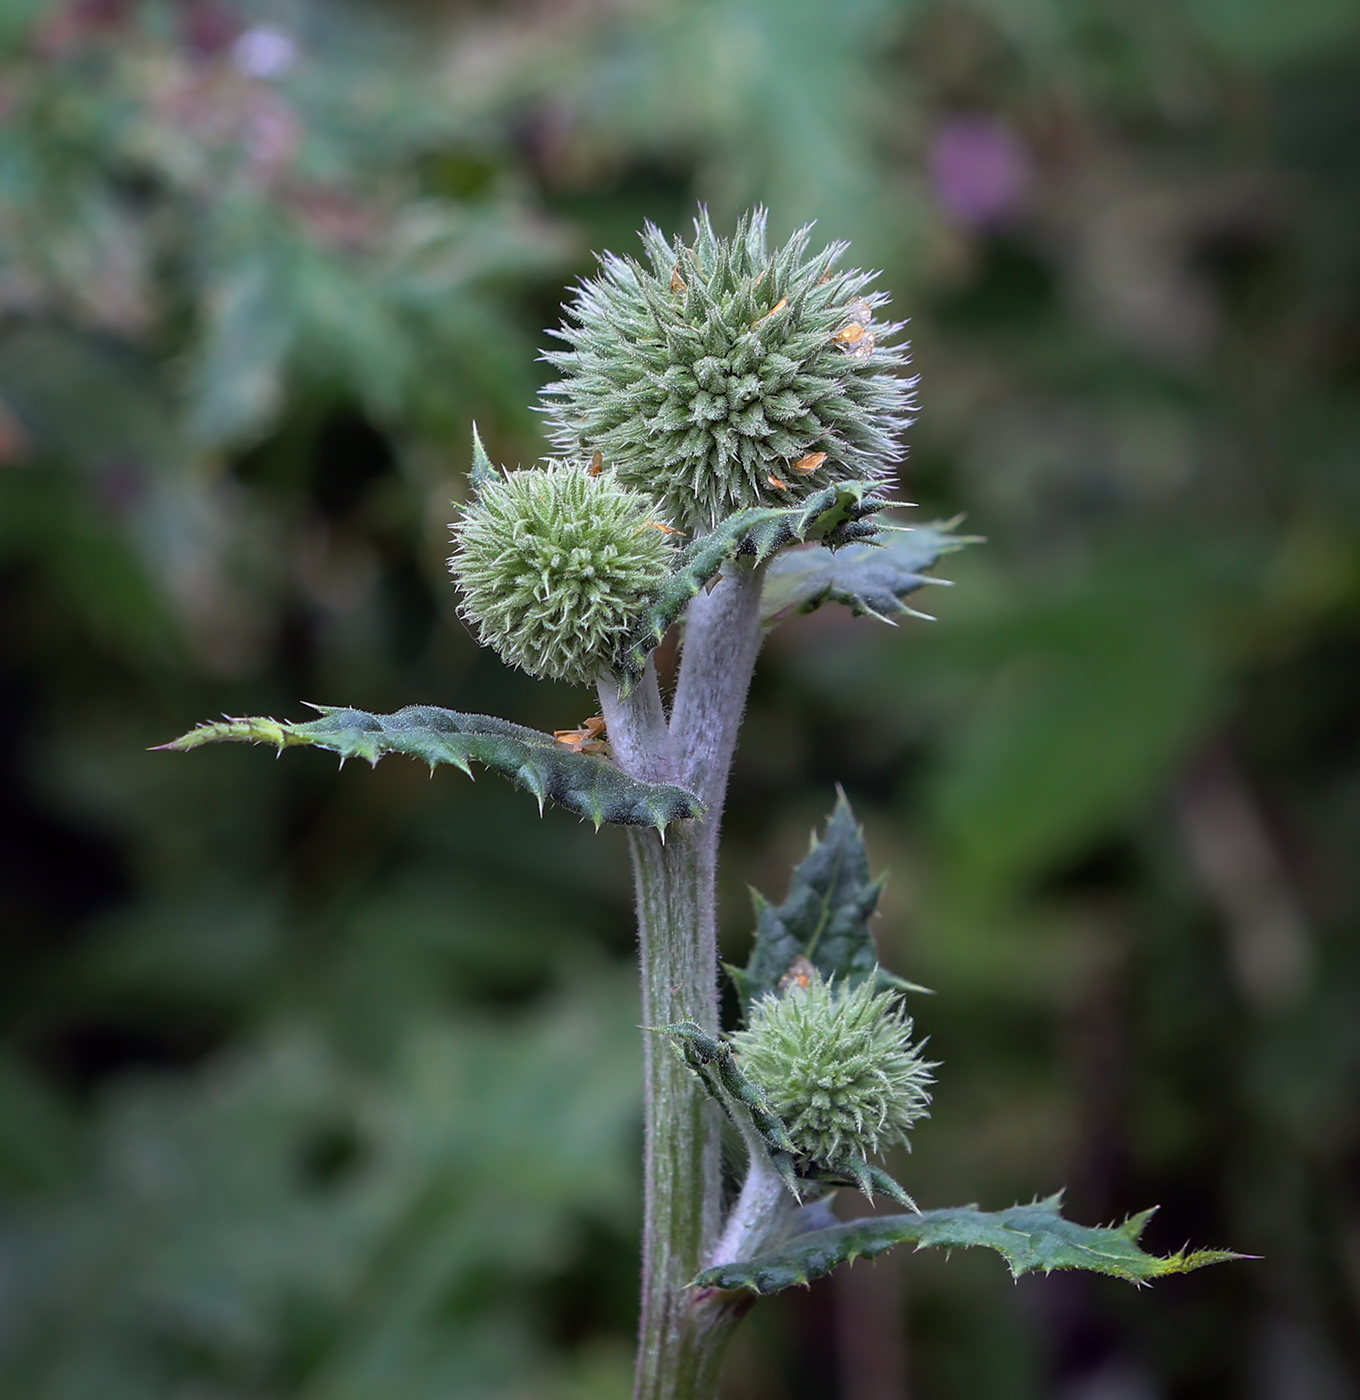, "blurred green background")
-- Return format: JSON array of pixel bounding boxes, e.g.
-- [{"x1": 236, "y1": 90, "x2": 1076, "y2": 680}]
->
[{"x1": 2, "y1": 1, "x2": 1358, "y2": 1396}]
